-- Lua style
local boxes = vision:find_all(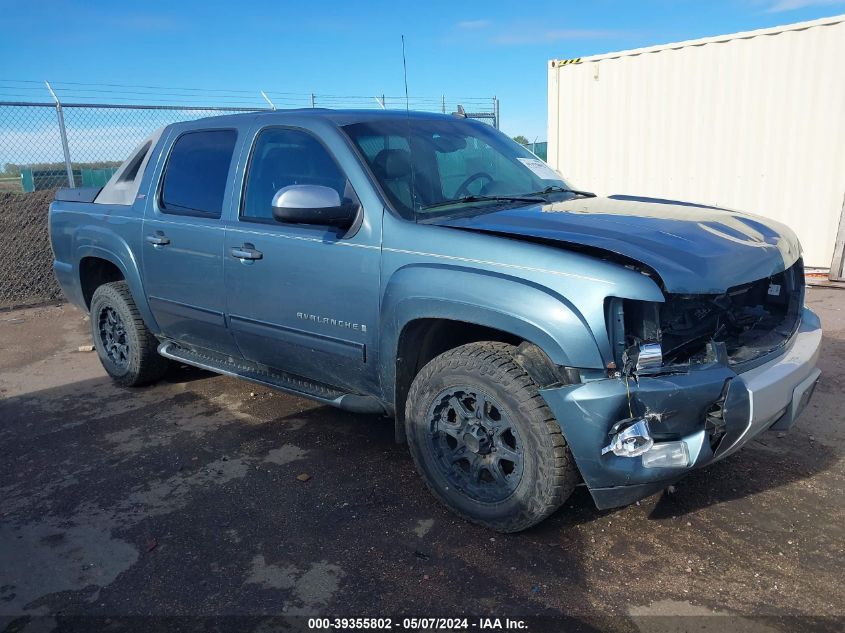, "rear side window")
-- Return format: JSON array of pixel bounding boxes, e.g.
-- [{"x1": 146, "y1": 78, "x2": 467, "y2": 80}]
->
[{"x1": 160, "y1": 129, "x2": 237, "y2": 218}]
